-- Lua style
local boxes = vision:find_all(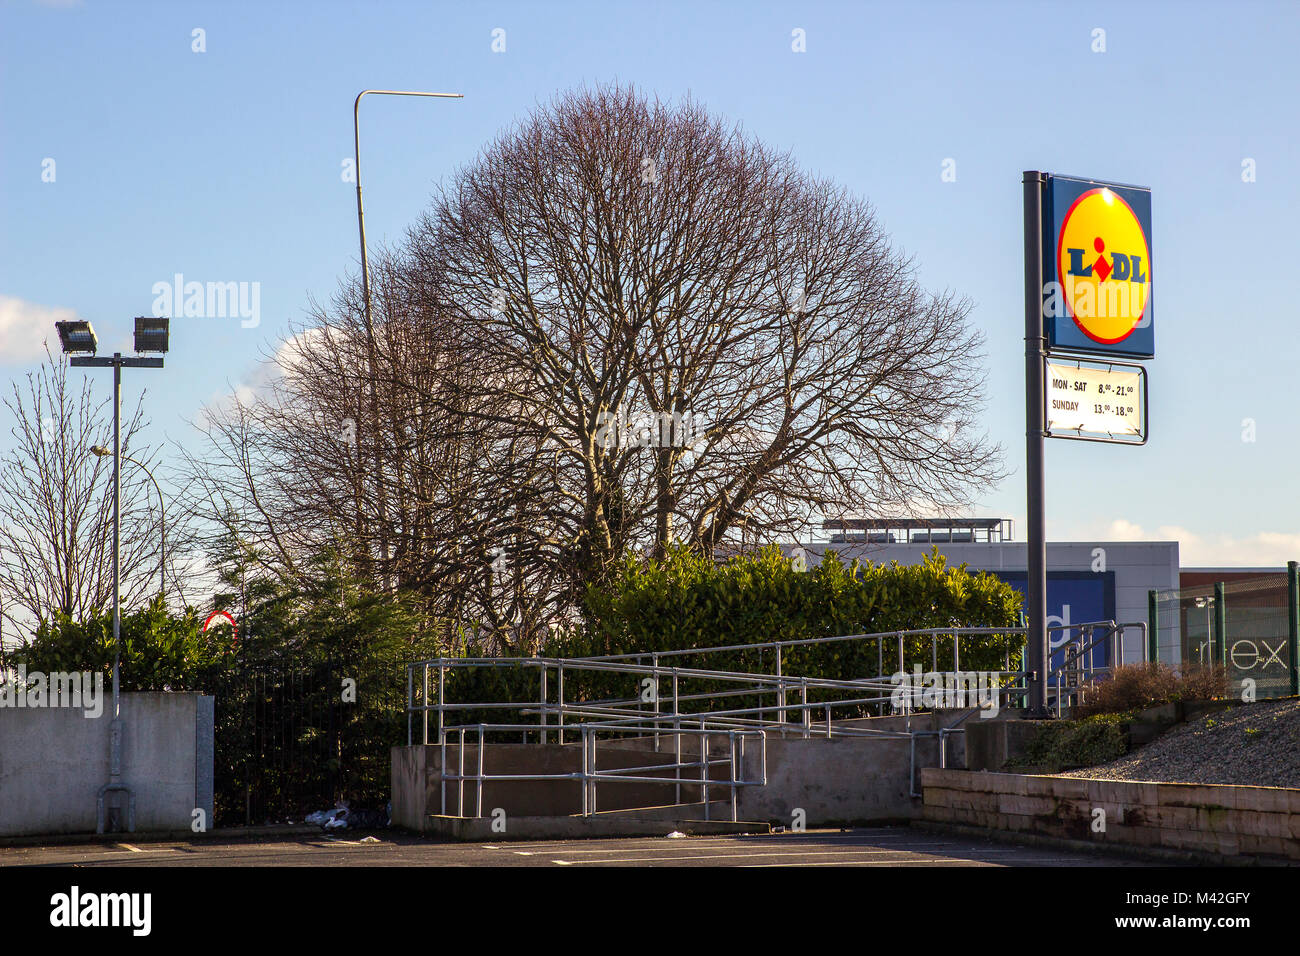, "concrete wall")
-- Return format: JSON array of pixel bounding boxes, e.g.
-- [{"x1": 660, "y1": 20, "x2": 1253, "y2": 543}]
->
[
  {"x1": 963, "y1": 718, "x2": 1039, "y2": 771},
  {"x1": 921, "y1": 768, "x2": 1300, "y2": 861},
  {"x1": 795, "y1": 540, "x2": 1179, "y2": 665},
  {"x1": 0, "y1": 692, "x2": 214, "y2": 837},
  {"x1": 736, "y1": 733, "x2": 935, "y2": 824}
]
